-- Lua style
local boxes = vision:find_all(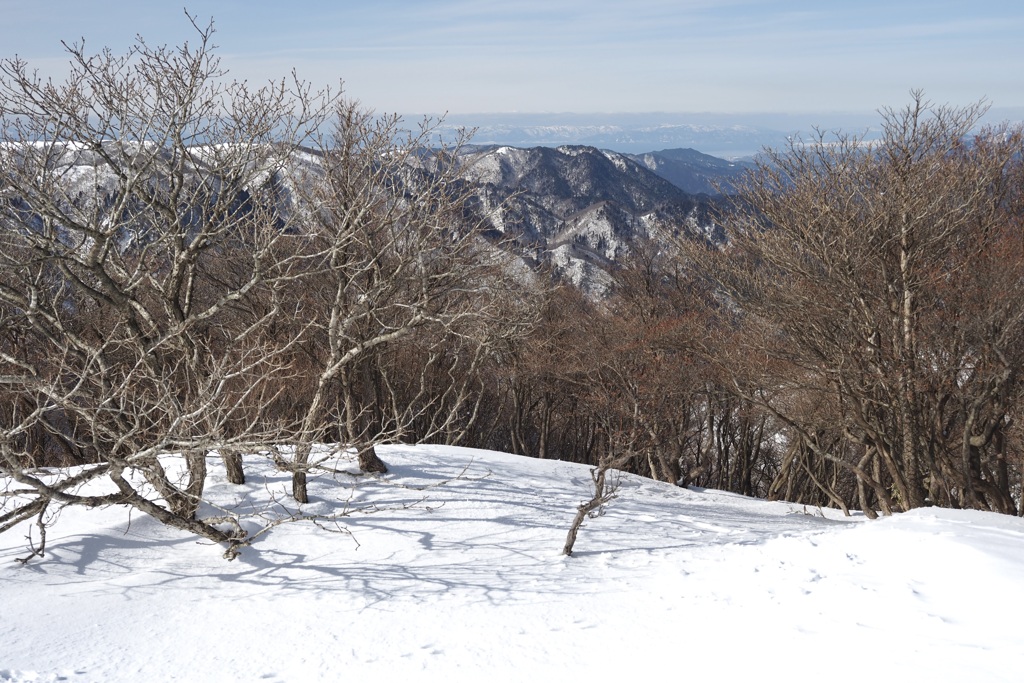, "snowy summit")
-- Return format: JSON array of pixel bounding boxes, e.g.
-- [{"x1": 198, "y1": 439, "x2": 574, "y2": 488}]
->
[{"x1": 2, "y1": 445, "x2": 1022, "y2": 681}]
